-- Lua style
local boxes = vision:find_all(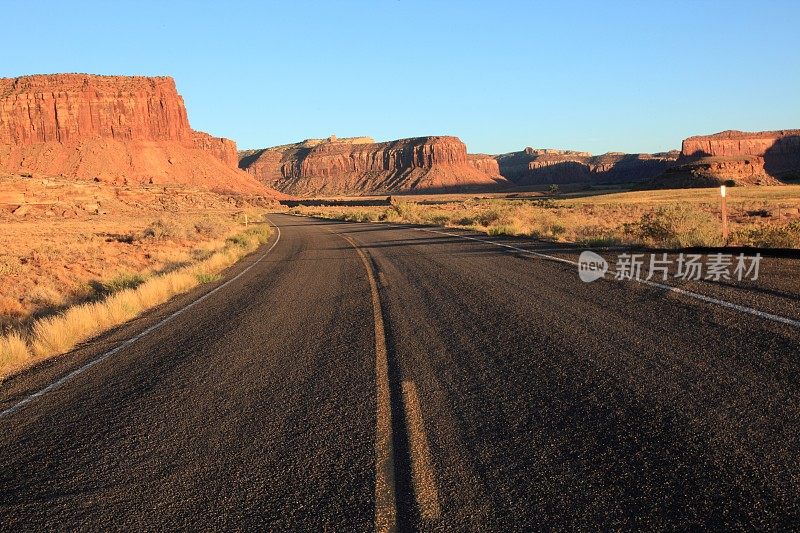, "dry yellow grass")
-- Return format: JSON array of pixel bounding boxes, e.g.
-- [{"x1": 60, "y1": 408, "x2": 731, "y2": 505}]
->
[
  {"x1": 0, "y1": 332, "x2": 30, "y2": 370},
  {"x1": 0, "y1": 223, "x2": 271, "y2": 378}
]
